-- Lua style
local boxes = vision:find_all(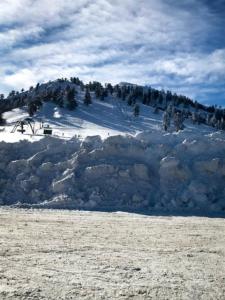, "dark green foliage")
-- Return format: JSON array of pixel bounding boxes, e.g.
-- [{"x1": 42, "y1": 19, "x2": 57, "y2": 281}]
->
[
  {"x1": 0, "y1": 113, "x2": 5, "y2": 125},
  {"x1": 8, "y1": 90, "x2": 16, "y2": 97},
  {"x1": 70, "y1": 77, "x2": 83, "y2": 86},
  {"x1": 134, "y1": 104, "x2": 140, "y2": 117},
  {"x1": 117, "y1": 87, "x2": 122, "y2": 98},
  {"x1": 100, "y1": 89, "x2": 108, "y2": 101},
  {"x1": 66, "y1": 88, "x2": 77, "y2": 110},
  {"x1": 158, "y1": 93, "x2": 163, "y2": 104},
  {"x1": 84, "y1": 89, "x2": 92, "y2": 105},
  {"x1": 33, "y1": 97, "x2": 43, "y2": 109},
  {"x1": 95, "y1": 86, "x2": 102, "y2": 99},
  {"x1": 51, "y1": 88, "x2": 62, "y2": 106},
  {"x1": 142, "y1": 93, "x2": 148, "y2": 105},
  {"x1": 28, "y1": 102, "x2": 37, "y2": 117},
  {"x1": 106, "y1": 83, "x2": 113, "y2": 95},
  {"x1": 127, "y1": 94, "x2": 133, "y2": 106},
  {"x1": 35, "y1": 83, "x2": 40, "y2": 91}
]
